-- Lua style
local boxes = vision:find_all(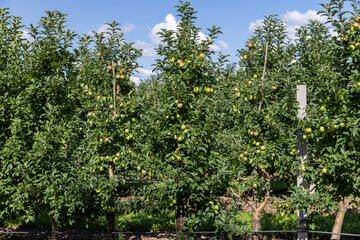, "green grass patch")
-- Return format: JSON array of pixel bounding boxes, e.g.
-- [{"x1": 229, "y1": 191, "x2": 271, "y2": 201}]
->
[{"x1": 116, "y1": 211, "x2": 174, "y2": 232}]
